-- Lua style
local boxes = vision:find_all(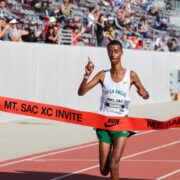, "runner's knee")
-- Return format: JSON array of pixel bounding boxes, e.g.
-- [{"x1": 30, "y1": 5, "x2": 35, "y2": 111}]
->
[
  {"x1": 110, "y1": 159, "x2": 119, "y2": 171},
  {"x1": 100, "y1": 167, "x2": 109, "y2": 176}
]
